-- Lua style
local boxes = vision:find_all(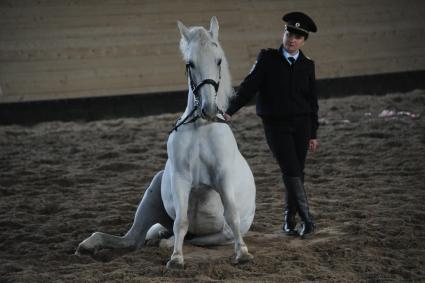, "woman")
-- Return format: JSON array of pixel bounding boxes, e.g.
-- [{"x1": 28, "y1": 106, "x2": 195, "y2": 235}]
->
[{"x1": 224, "y1": 12, "x2": 319, "y2": 239}]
